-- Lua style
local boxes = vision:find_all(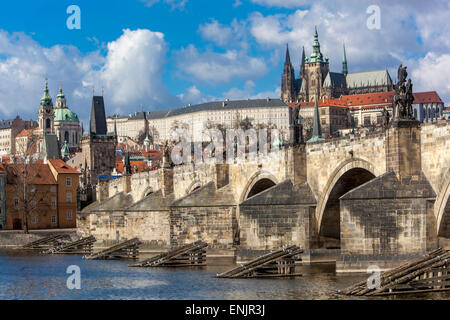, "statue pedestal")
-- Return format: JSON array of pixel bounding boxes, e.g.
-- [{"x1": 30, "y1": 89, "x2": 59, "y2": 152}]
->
[{"x1": 386, "y1": 119, "x2": 421, "y2": 178}]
